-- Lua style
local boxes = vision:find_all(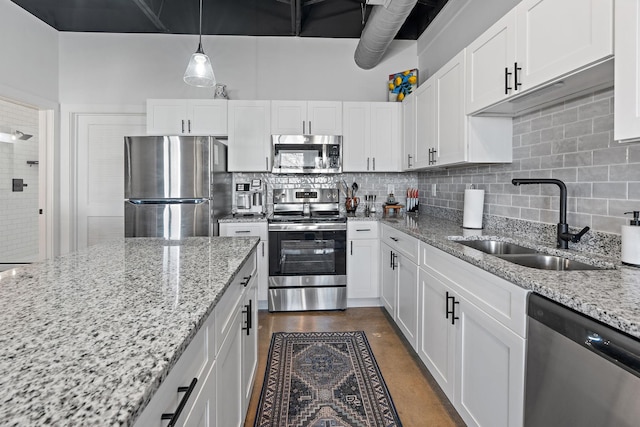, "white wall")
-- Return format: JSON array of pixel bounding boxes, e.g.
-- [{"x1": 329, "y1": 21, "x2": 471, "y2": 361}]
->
[
  {"x1": 417, "y1": 0, "x2": 519, "y2": 79},
  {"x1": 59, "y1": 33, "x2": 417, "y2": 105},
  {"x1": 0, "y1": 1, "x2": 58, "y2": 107}
]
